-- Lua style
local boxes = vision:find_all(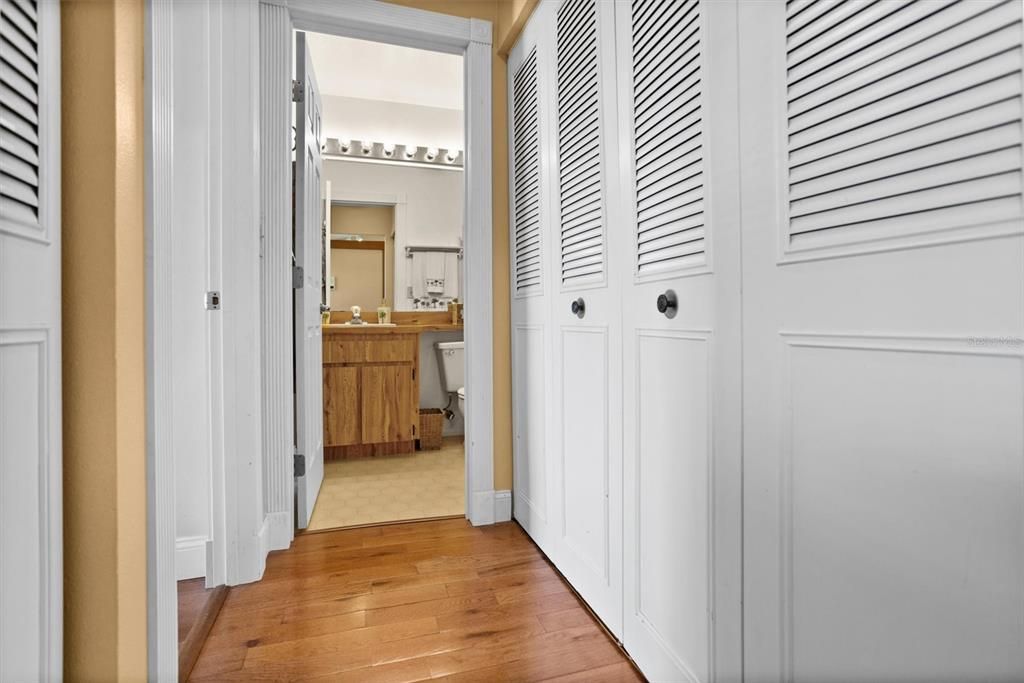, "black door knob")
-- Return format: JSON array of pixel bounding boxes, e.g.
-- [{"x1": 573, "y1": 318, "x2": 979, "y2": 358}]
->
[
  {"x1": 571, "y1": 297, "x2": 586, "y2": 318},
  {"x1": 656, "y1": 290, "x2": 677, "y2": 318}
]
